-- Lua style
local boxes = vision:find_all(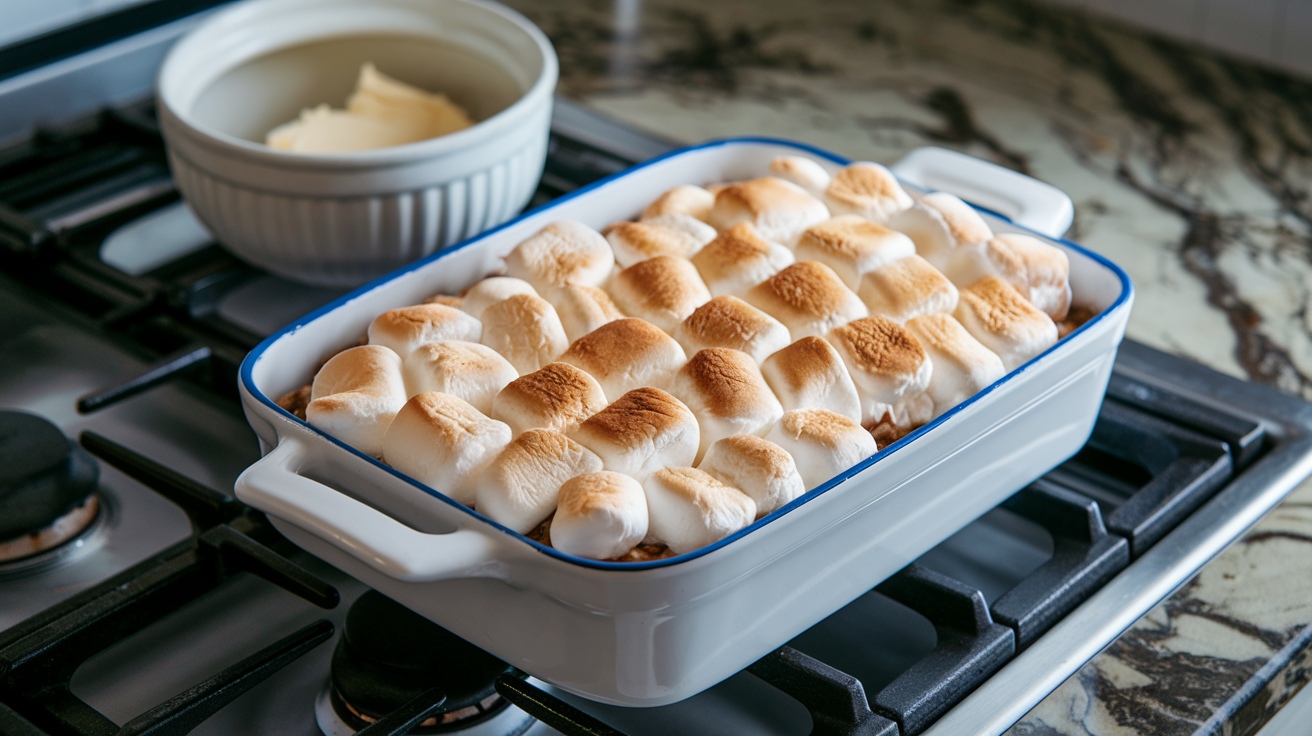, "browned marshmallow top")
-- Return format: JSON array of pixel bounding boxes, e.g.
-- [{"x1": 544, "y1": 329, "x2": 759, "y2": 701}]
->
[
  {"x1": 676, "y1": 295, "x2": 790, "y2": 362},
  {"x1": 367, "y1": 303, "x2": 481, "y2": 356},
  {"x1": 823, "y1": 162, "x2": 913, "y2": 221},
  {"x1": 573, "y1": 386, "x2": 692, "y2": 446},
  {"x1": 604, "y1": 220, "x2": 703, "y2": 266},
  {"x1": 311, "y1": 344, "x2": 402, "y2": 400},
  {"x1": 709, "y1": 177, "x2": 829, "y2": 244},
  {"x1": 676, "y1": 348, "x2": 777, "y2": 419},
  {"x1": 559, "y1": 318, "x2": 686, "y2": 400},
  {"x1": 690, "y1": 222, "x2": 792, "y2": 297},
  {"x1": 641, "y1": 184, "x2": 715, "y2": 222},
  {"x1": 827, "y1": 315, "x2": 928, "y2": 382},
  {"x1": 745, "y1": 261, "x2": 867, "y2": 338},
  {"x1": 491, "y1": 362, "x2": 607, "y2": 434},
  {"x1": 608, "y1": 255, "x2": 712, "y2": 333},
  {"x1": 957, "y1": 276, "x2": 1050, "y2": 335},
  {"x1": 858, "y1": 254, "x2": 959, "y2": 323},
  {"x1": 795, "y1": 216, "x2": 916, "y2": 287}
]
